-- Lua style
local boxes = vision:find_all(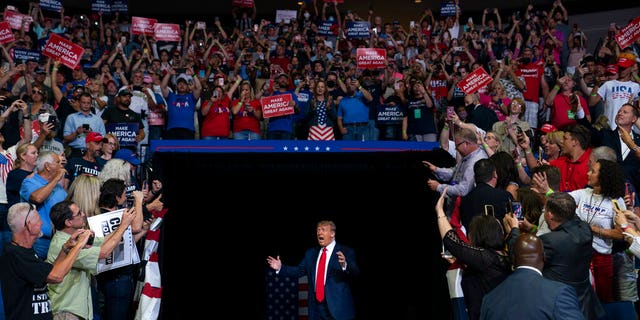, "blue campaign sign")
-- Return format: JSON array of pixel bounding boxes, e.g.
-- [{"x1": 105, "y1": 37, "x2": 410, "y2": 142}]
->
[
  {"x1": 110, "y1": 0, "x2": 129, "y2": 13},
  {"x1": 91, "y1": 0, "x2": 113, "y2": 14},
  {"x1": 440, "y1": 2, "x2": 461, "y2": 16},
  {"x1": 317, "y1": 21, "x2": 338, "y2": 36},
  {"x1": 346, "y1": 21, "x2": 371, "y2": 39},
  {"x1": 39, "y1": 0, "x2": 62, "y2": 13},
  {"x1": 12, "y1": 48, "x2": 40, "y2": 63},
  {"x1": 106, "y1": 122, "x2": 139, "y2": 147}
]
